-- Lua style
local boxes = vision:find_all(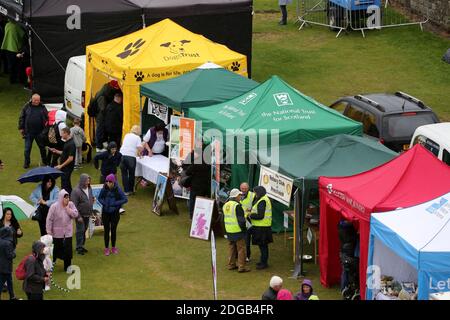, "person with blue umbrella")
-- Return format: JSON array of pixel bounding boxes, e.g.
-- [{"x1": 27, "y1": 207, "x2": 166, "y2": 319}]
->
[
  {"x1": 30, "y1": 176, "x2": 59, "y2": 236},
  {"x1": 18, "y1": 166, "x2": 63, "y2": 236}
]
